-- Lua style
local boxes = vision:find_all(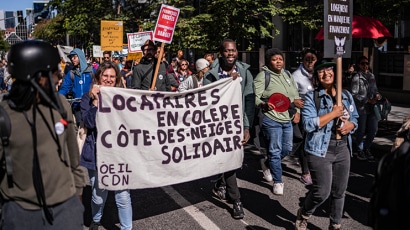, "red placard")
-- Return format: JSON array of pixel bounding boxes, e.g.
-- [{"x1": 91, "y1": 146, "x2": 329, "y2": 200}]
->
[{"x1": 153, "y1": 4, "x2": 180, "y2": 44}]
